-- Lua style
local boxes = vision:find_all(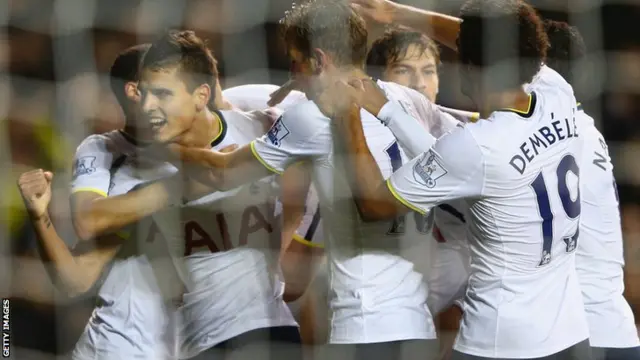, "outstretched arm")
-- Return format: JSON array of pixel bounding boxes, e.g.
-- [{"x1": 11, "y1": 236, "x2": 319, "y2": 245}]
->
[
  {"x1": 167, "y1": 144, "x2": 275, "y2": 192},
  {"x1": 171, "y1": 102, "x2": 330, "y2": 192},
  {"x1": 350, "y1": 0, "x2": 461, "y2": 51}
]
